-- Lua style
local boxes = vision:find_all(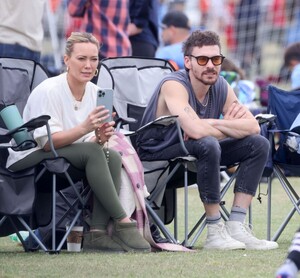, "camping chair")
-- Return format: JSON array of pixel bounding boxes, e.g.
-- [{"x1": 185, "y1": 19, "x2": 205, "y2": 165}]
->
[
  {"x1": 265, "y1": 85, "x2": 300, "y2": 241},
  {"x1": 97, "y1": 56, "x2": 242, "y2": 247},
  {"x1": 97, "y1": 57, "x2": 178, "y2": 244},
  {"x1": 0, "y1": 58, "x2": 91, "y2": 253}
]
